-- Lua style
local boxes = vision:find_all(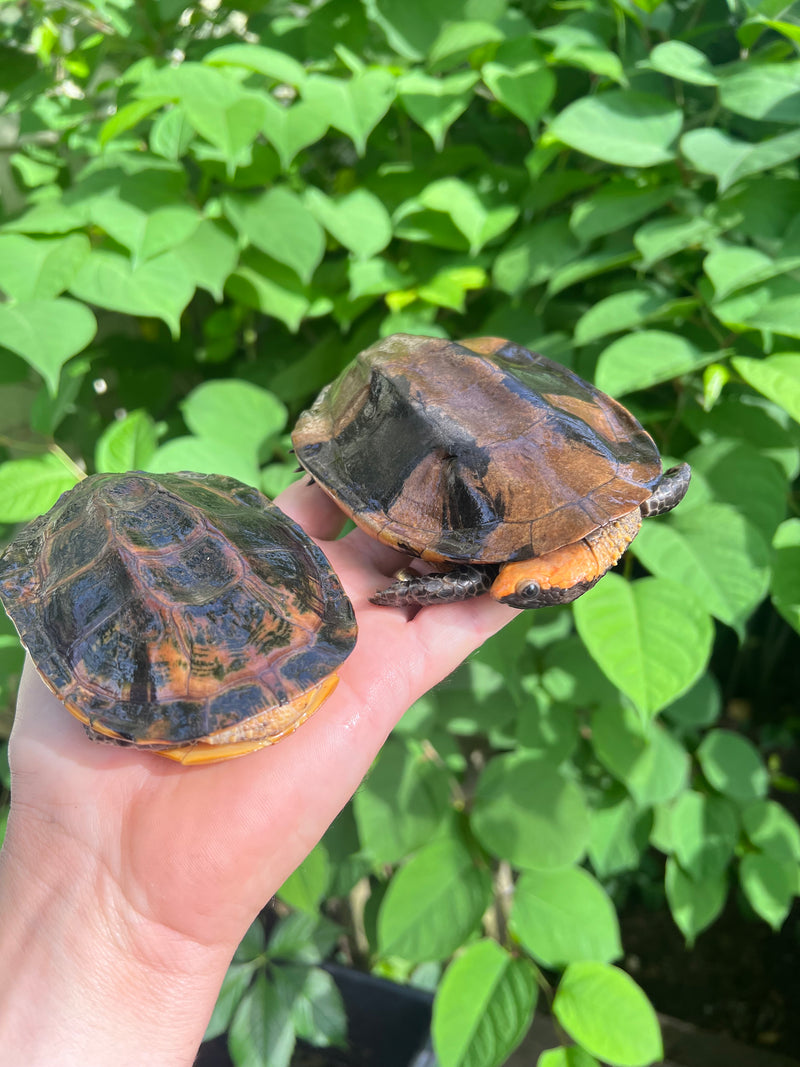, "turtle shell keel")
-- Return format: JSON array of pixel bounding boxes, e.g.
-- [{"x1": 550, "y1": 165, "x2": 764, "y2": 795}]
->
[
  {"x1": 0, "y1": 472, "x2": 357, "y2": 763},
  {"x1": 292, "y1": 334, "x2": 690, "y2": 608}
]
